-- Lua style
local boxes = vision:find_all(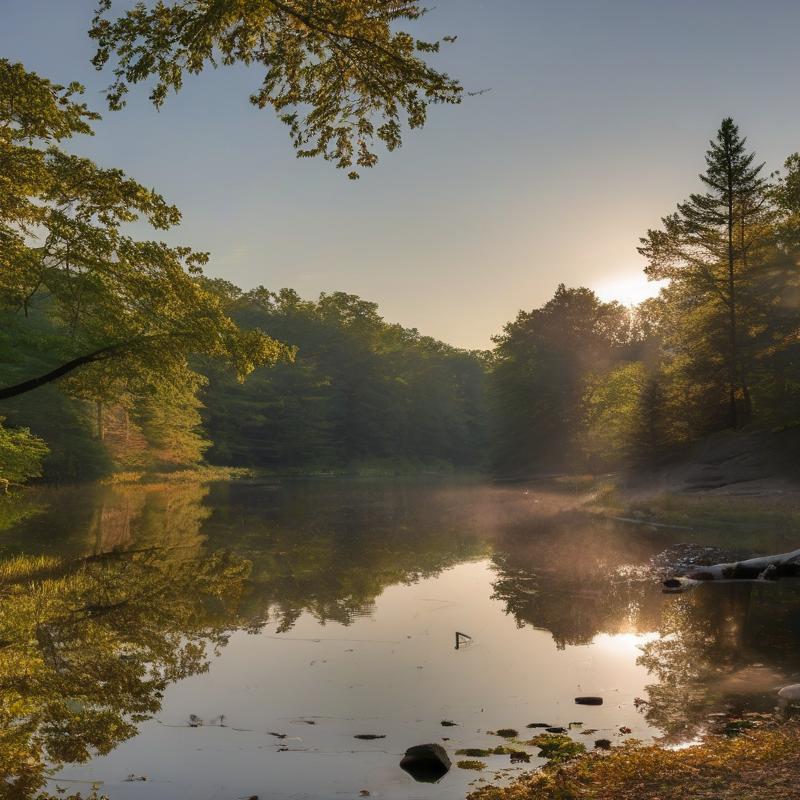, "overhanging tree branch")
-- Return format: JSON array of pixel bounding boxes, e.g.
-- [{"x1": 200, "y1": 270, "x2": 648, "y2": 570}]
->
[{"x1": 0, "y1": 341, "x2": 129, "y2": 400}]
